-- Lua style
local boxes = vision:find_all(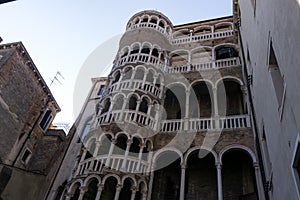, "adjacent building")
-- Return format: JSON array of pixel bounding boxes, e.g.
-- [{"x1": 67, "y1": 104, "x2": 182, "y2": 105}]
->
[{"x1": 0, "y1": 42, "x2": 68, "y2": 200}]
